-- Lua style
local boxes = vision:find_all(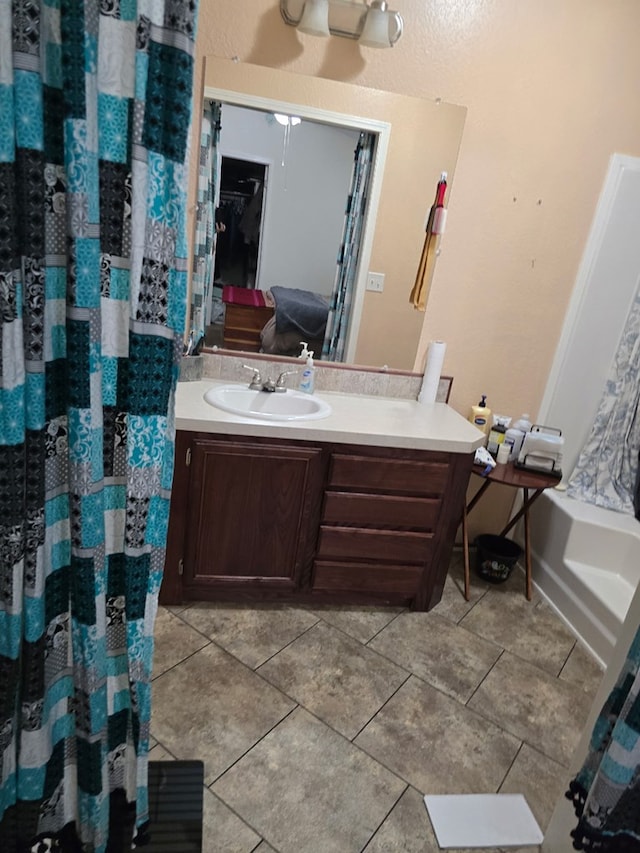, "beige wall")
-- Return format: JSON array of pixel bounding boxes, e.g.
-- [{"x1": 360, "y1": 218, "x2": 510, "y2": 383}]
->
[{"x1": 193, "y1": 0, "x2": 640, "y2": 424}]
